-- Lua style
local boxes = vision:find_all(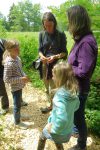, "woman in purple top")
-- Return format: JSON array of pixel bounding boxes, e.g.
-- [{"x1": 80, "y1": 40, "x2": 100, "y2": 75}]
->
[{"x1": 67, "y1": 5, "x2": 98, "y2": 150}]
